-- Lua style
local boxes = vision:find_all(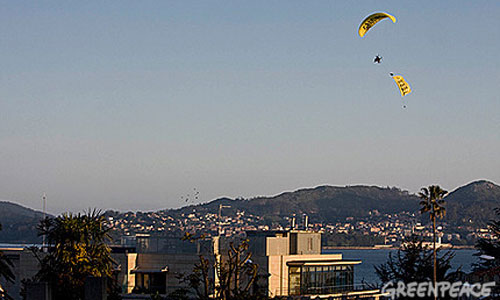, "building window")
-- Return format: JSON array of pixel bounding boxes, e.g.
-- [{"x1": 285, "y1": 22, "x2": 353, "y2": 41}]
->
[
  {"x1": 289, "y1": 267, "x2": 301, "y2": 295},
  {"x1": 134, "y1": 272, "x2": 166, "y2": 294},
  {"x1": 289, "y1": 265, "x2": 354, "y2": 296}
]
